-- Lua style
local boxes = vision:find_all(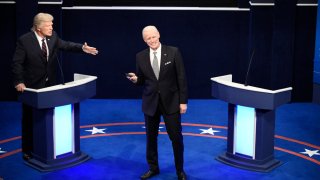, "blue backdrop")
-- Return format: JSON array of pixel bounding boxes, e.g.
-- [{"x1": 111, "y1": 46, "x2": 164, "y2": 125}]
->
[
  {"x1": 0, "y1": 1, "x2": 318, "y2": 101},
  {"x1": 60, "y1": 8, "x2": 249, "y2": 99}
]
